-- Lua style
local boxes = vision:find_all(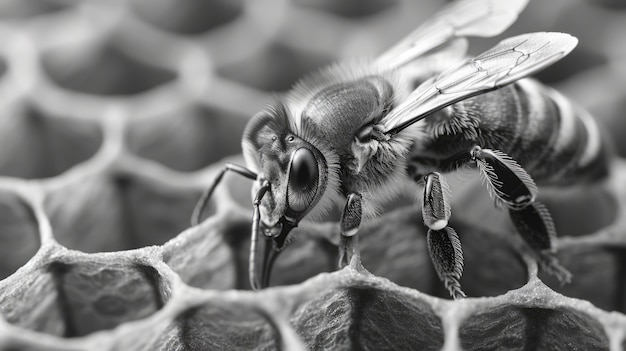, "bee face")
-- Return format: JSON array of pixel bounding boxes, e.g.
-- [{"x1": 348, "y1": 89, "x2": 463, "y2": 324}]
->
[{"x1": 242, "y1": 102, "x2": 329, "y2": 236}]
